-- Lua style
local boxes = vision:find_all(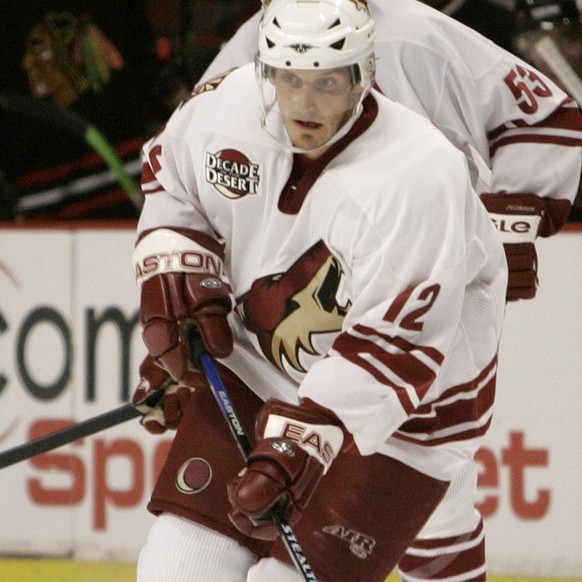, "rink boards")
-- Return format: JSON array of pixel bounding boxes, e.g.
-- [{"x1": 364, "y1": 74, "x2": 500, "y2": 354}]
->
[{"x1": 0, "y1": 222, "x2": 581, "y2": 577}]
